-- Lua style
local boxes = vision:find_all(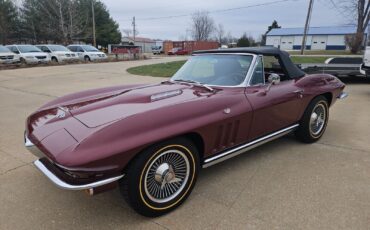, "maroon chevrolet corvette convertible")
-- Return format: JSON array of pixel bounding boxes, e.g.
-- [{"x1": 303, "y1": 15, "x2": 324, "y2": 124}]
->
[{"x1": 25, "y1": 47, "x2": 347, "y2": 216}]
